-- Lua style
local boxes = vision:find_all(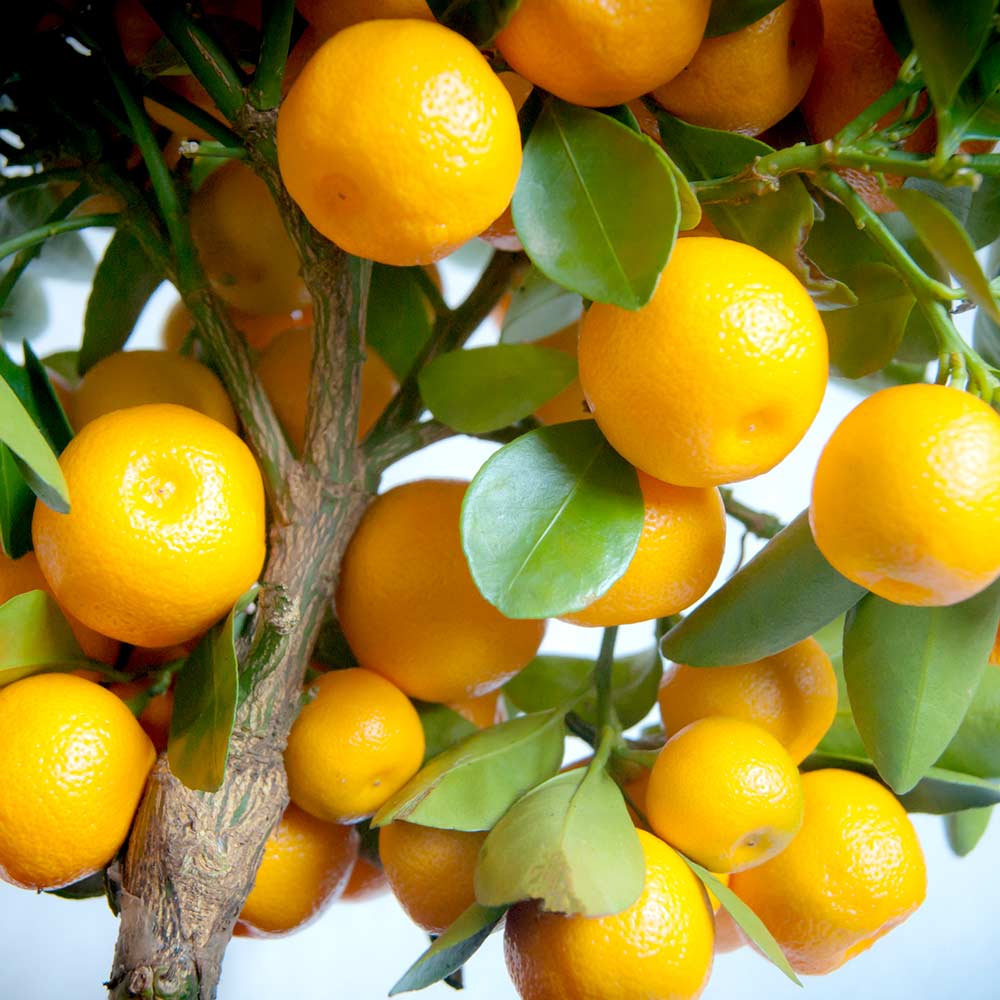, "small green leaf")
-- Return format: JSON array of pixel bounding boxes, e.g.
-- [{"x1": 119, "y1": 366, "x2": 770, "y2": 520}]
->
[
  {"x1": 23, "y1": 342, "x2": 72, "y2": 452},
  {"x1": 416, "y1": 702, "x2": 479, "y2": 764},
  {"x1": 682, "y1": 857, "x2": 801, "y2": 986},
  {"x1": 0, "y1": 591, "x2": 92, "y2": 685},
  {"x1": 367, "y1": 264, "x2": 434, "y2": 380},
  {"x1": 661, "y1": 511, "x2": 865, "y2": 666},
  {"x1": 419, "y1": 345, "x2": 577, "y2": 434},
  {"x1": 373, "y1": 710, "x2": 565, "y2": 831},
  {"x1": 937, "y1": 662, "x2": 1000, "y2": 778},
  {"x1": 425, "y1": 0, "x2": 521, "y2": 46},
  {"x1": 168, "y1": 585, "x2": 258, "y2": 793},
  {"x1": 42, "y1": 351, "x2": 81, "y2": 386},
  {"x1": 0, "y1": 274, "x2": 50, "y2": 343},
  {"x1": 0, "y1": 445, "x2": 33, "y2": 558},
  {"x1": 500, "y1": 268, "x2": 583, "y2": 345},
  {"x1": 705, "y1": 0, "x2": 784, "y2": 37},
  {"x1": 79, "y1": 229, "x2": 163, "y2": 374},
  {"x1": 513, "y1": 100, "x2": 680, "y2": 309},
  {"x1": 843, "y1": 585, "x2": 1000, "y2": 794},
  {"x1": 945, "y1": 806, "x2": 993, "y2": 856},
  {"x1": 462, "y1": 422, "x2": 644, "y2": 619},
  {"x1": 475, "y1": 763, "x2": 645, "y2": 916},
  {"x1": 389, "y1": 903, "x2": 507, "y2": 995},
  {"x1": 45, "y1": 870, "x2": 110, "y2": 901}
]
